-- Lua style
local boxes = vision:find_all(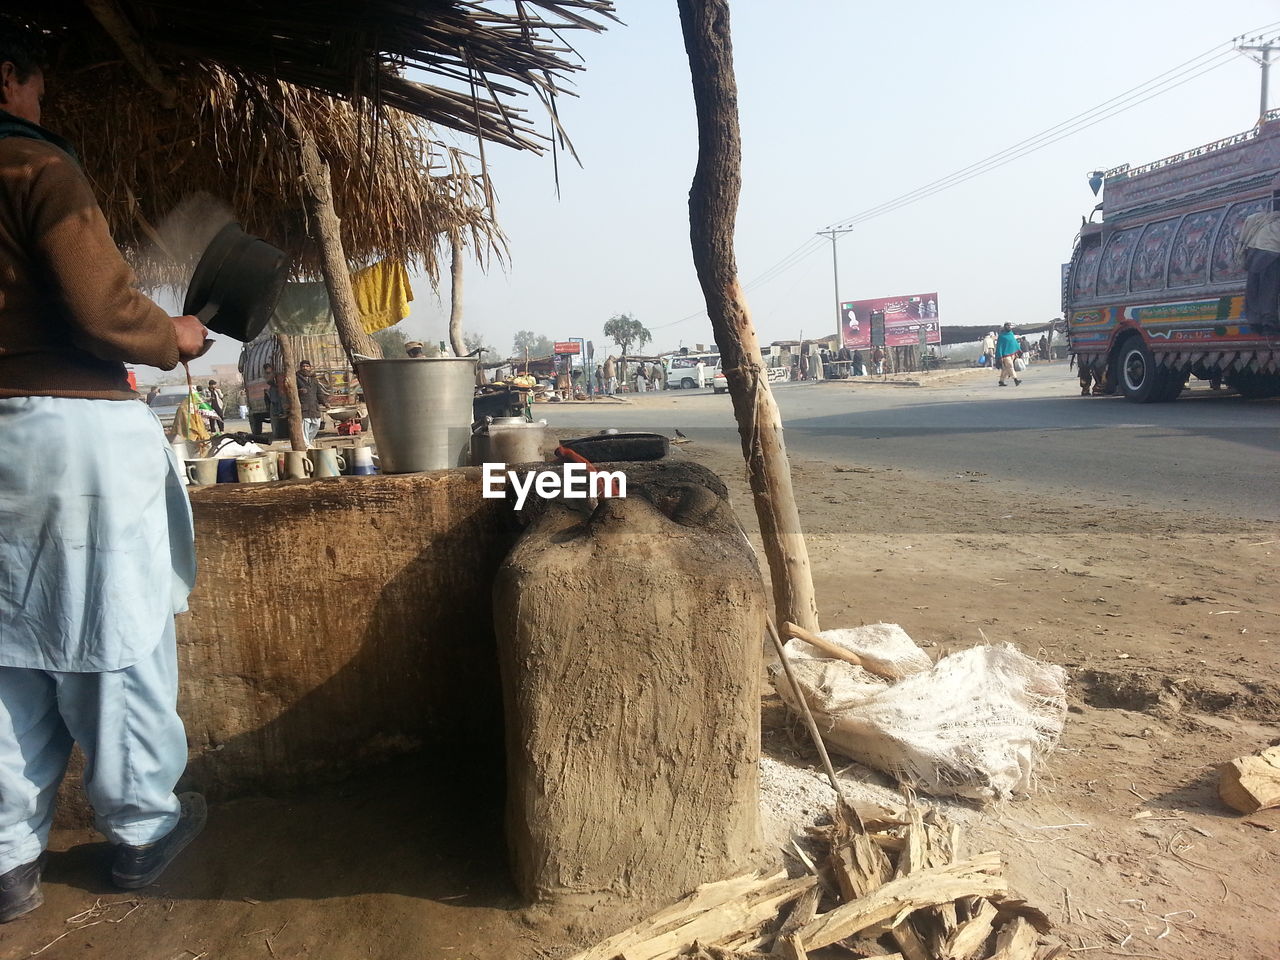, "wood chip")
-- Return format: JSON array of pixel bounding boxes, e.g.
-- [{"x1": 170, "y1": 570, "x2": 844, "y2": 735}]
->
[
  {"x1": 770, "y1": 885, "x2": 821, "y2": 957},
  {"x1": 943, "y1": 899, "x2": 999, "y2": 958},
  {"x1": 988, "y1": 916, "x2": 1039, "y2": 960},
  {"x1": 795, "y1": 853, "x2": 1007, "y2": 951},
  {"x1": 568, "y1": 872, "x2": 812, "y2": 960},
  {"x1": 1218, "y1": 746, "x2": 1280, "y2": 814}
]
